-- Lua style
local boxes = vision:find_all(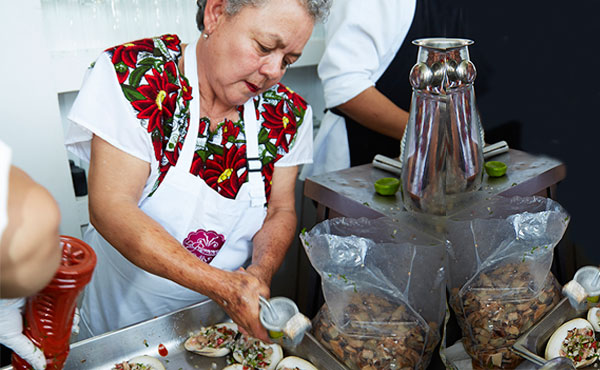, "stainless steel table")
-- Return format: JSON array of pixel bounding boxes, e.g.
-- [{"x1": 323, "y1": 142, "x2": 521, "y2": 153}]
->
[
  {"x1": 304, "y1": 149, "x2": 566, "y2": 223},
  {"x1": 0, "y1": 300, "x2": 347, "y2": 370}
]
